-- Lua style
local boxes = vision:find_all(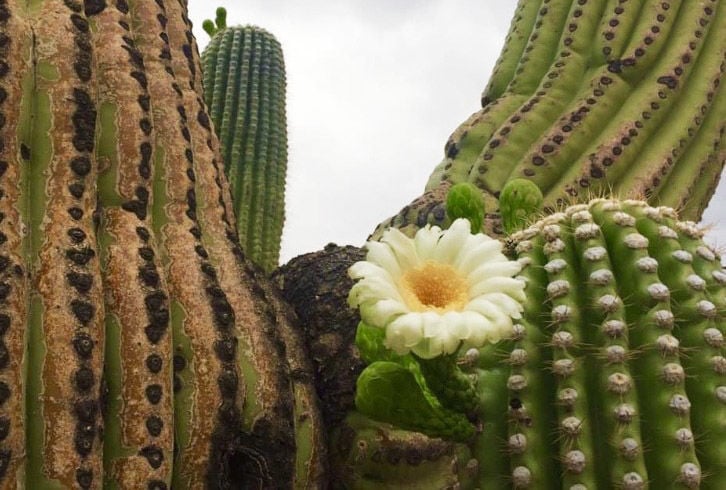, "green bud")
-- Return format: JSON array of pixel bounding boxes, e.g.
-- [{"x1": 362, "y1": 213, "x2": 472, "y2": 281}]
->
[
  {"x1": 202, "y1": 19, "x2": 216, "y2": 37},
  {"x1": 499, "y1": 178, "x2": 543, "y2": 234},
  {"x1": 446, "y1": 182, "x2": 486, "y2": 232},
  {"x1": 215, "y1": 7, "x2": 228, "y2": 31}
]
